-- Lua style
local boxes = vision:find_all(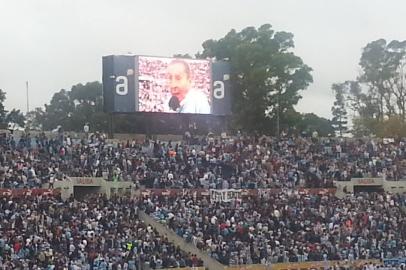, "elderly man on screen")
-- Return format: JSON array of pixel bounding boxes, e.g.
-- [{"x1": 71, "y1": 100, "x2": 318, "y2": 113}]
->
[{"x1": 167, "y1": 59, "x2": 211, "y2": 114}]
